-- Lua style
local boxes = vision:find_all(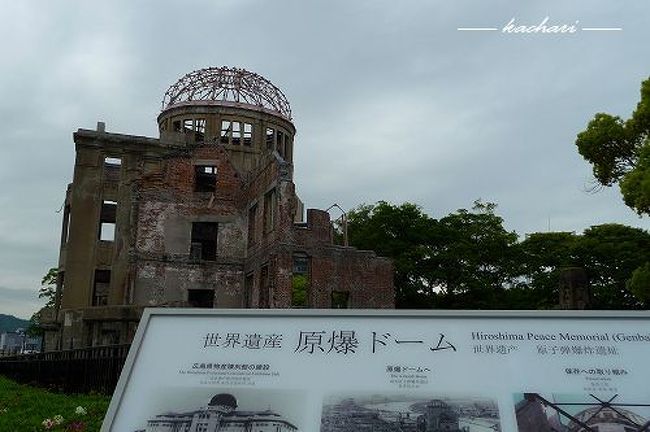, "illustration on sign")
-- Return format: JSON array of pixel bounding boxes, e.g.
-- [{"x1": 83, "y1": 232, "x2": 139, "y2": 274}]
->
[
  {"x1": 133, "y1": 388, "x2": 305, "y2": 432},
  {"x1": 514, "y1": 393, "x2": 650, "y2": 431},
  {"x1": 321, "y1": 393, "x2": 500, "y2": 431}
]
